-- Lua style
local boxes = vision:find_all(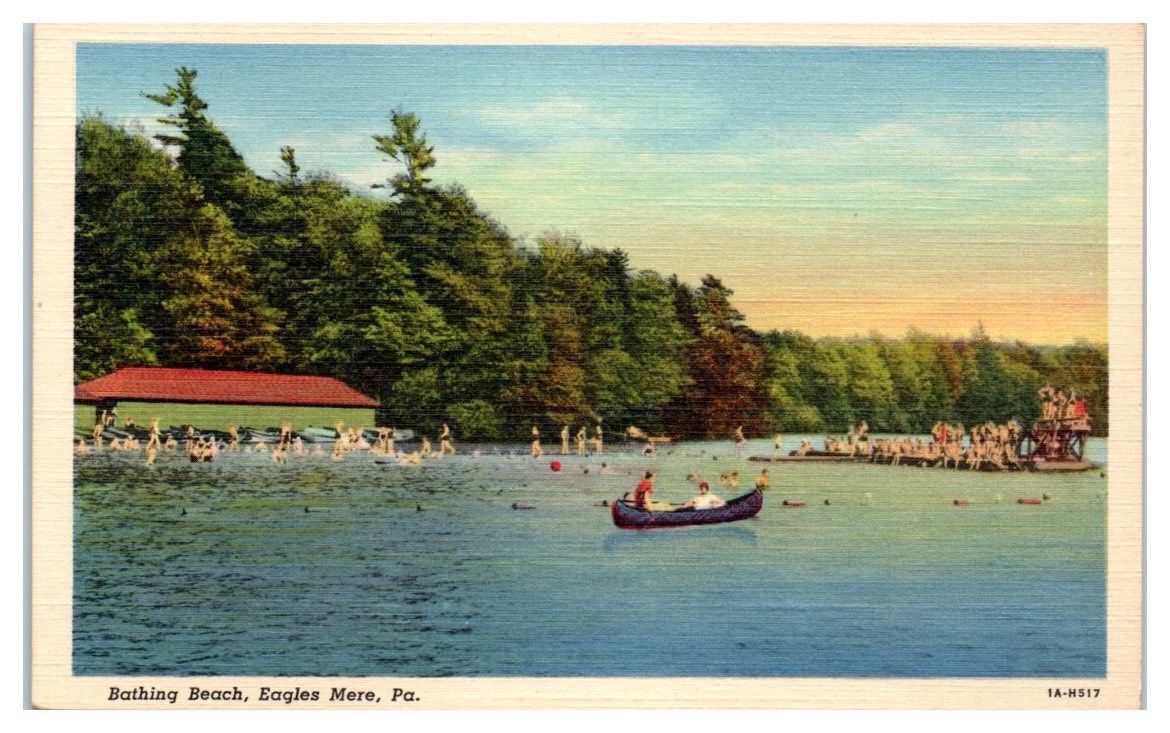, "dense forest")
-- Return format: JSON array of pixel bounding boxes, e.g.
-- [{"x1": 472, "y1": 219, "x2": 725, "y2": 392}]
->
[{"x1": 74, "y1": 67, "x2": 1109, "y2": 439}]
